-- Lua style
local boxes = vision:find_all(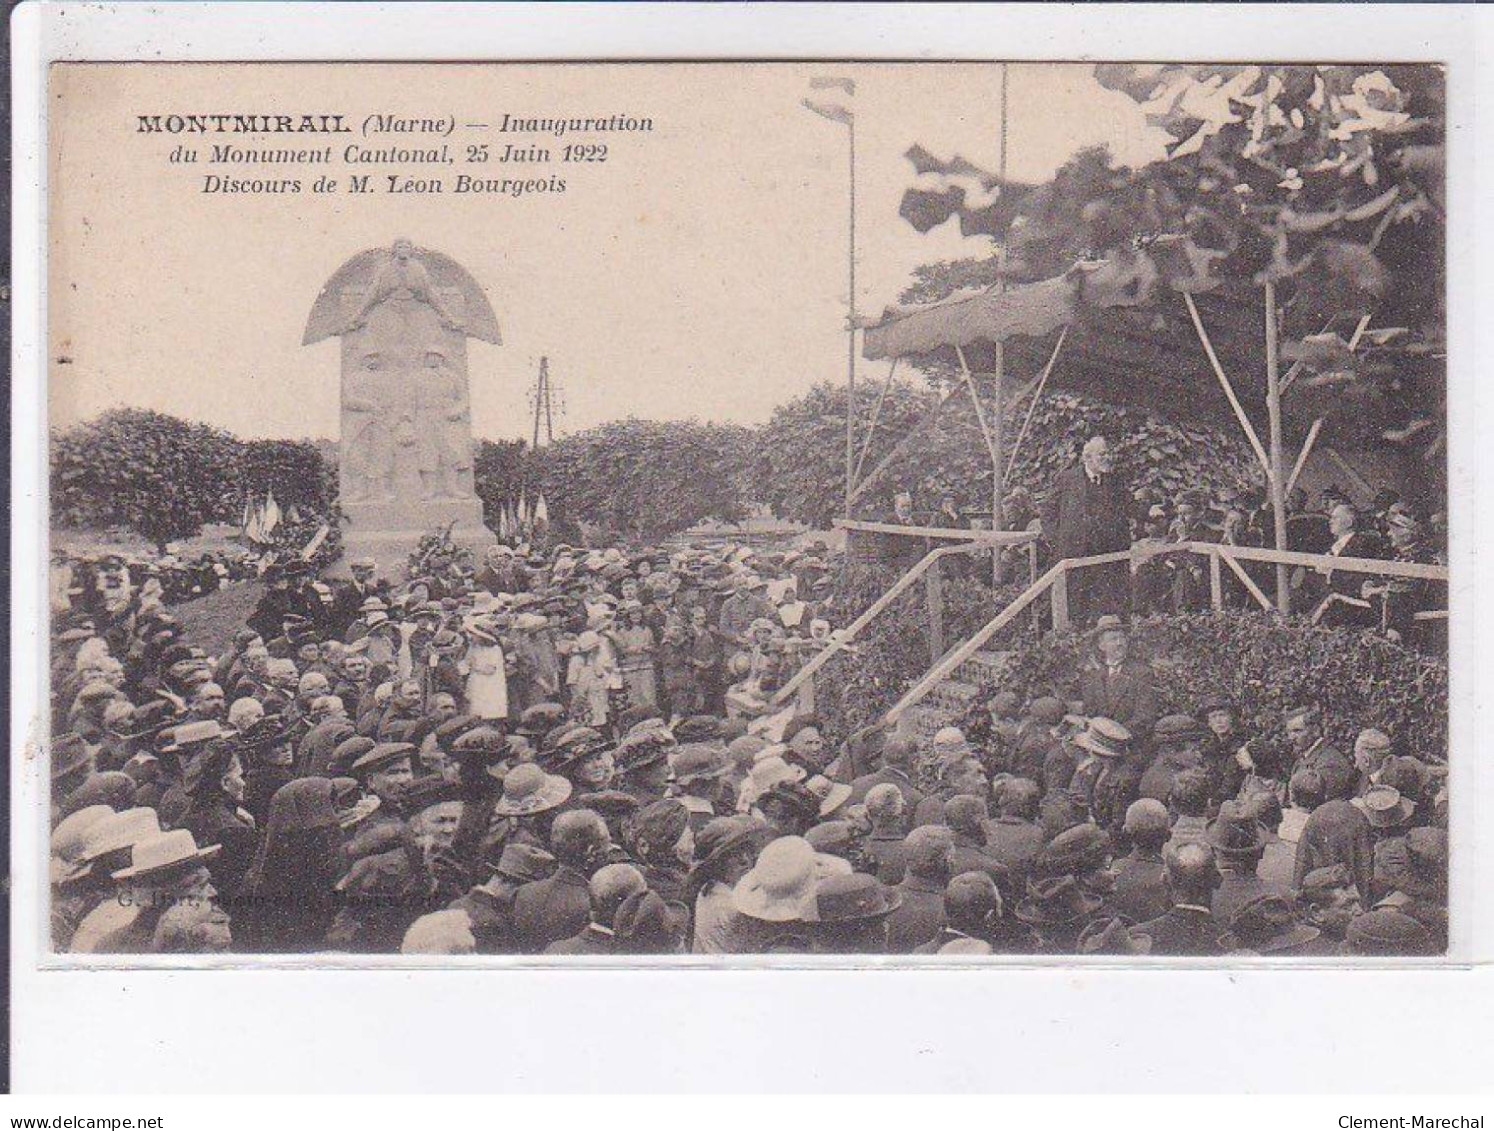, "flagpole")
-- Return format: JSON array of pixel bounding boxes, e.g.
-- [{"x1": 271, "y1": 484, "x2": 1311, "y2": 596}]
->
[
  {"x1": 991, "y1": 62, "x2": 1010, "y2": 585},
  {"x1": 845, "y1": 114, "x2": 857, "y2": 519}
]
